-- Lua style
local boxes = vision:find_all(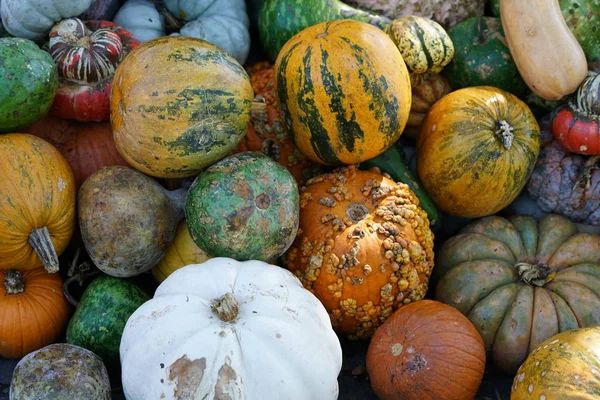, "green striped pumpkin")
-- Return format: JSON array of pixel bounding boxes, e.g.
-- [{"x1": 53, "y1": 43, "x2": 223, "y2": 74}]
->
[
  {"x1": 385, "y1": 15, "x2": 454, "y2": 85},
  {"x1": 274, "y1": 20, "x2": 412, "y2": 166}
]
